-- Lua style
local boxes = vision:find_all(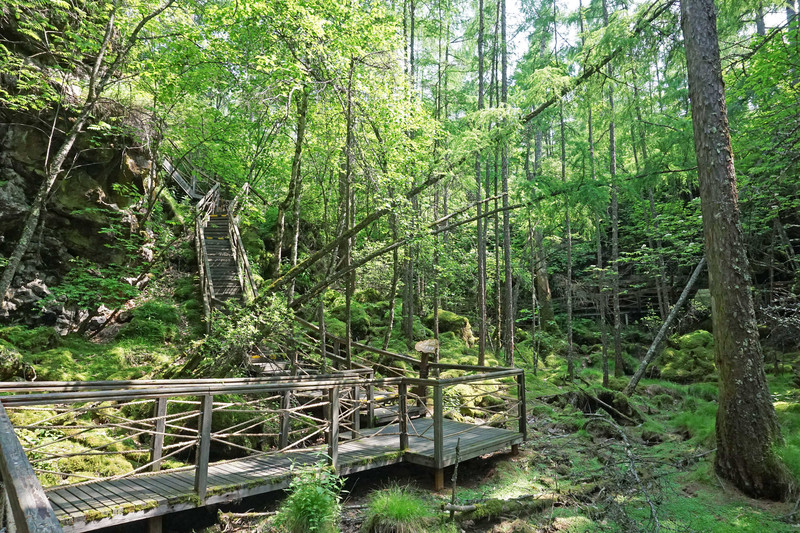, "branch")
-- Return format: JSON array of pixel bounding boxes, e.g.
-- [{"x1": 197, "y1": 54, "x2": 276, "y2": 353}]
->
[{"x1": 521, "y1": 0, "x2": 677, "y2": 125}]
